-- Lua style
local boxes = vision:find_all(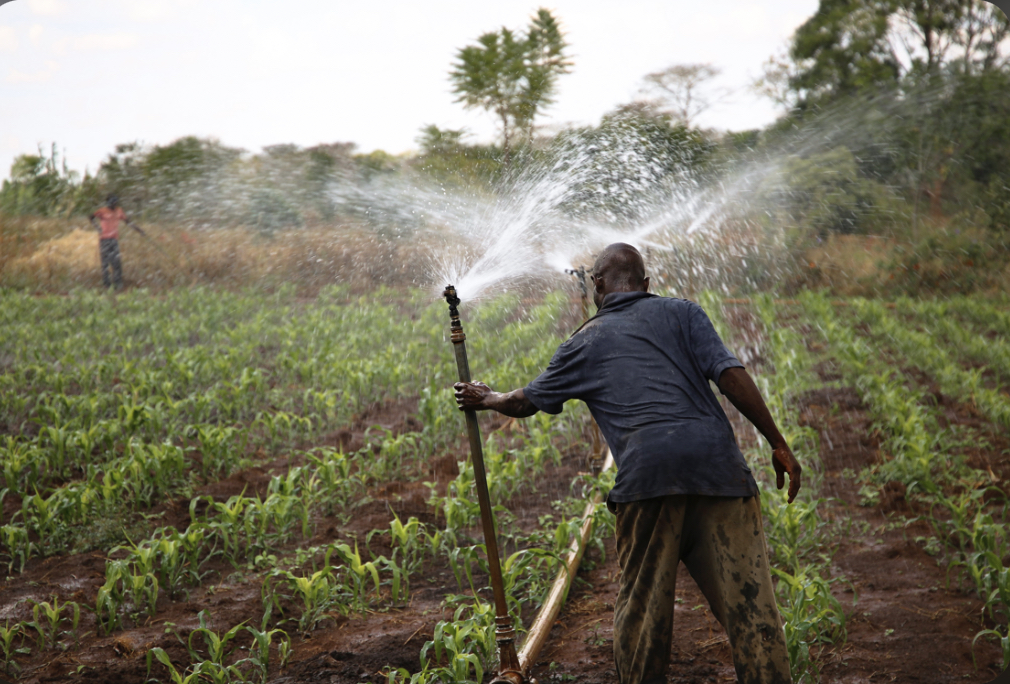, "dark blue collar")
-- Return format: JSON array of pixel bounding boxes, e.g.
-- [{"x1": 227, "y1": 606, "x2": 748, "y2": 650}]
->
[{"x1": 598, "y1": 290, "x2": 655, "y2": 314}]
